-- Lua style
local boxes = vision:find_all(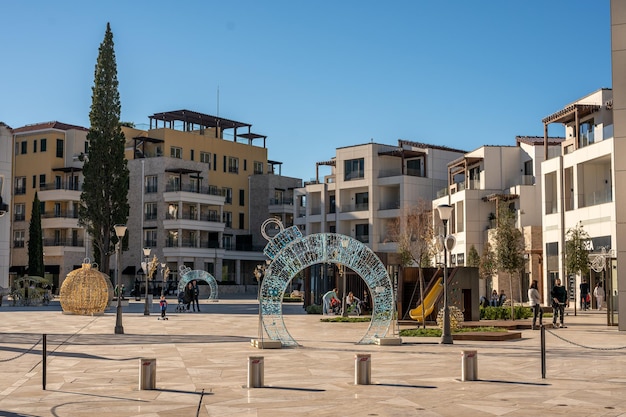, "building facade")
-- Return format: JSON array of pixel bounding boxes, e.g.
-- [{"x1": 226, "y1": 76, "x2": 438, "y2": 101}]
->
[
  {"x1": 432, "y1": 137, "x2": 563, "y2": 304},
  {"x1": 0, "y1": 123, "x2": 12, "y2": 290},
  {"x1": 10, "y1": 122, "x2": 89, "y2": 291}
]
